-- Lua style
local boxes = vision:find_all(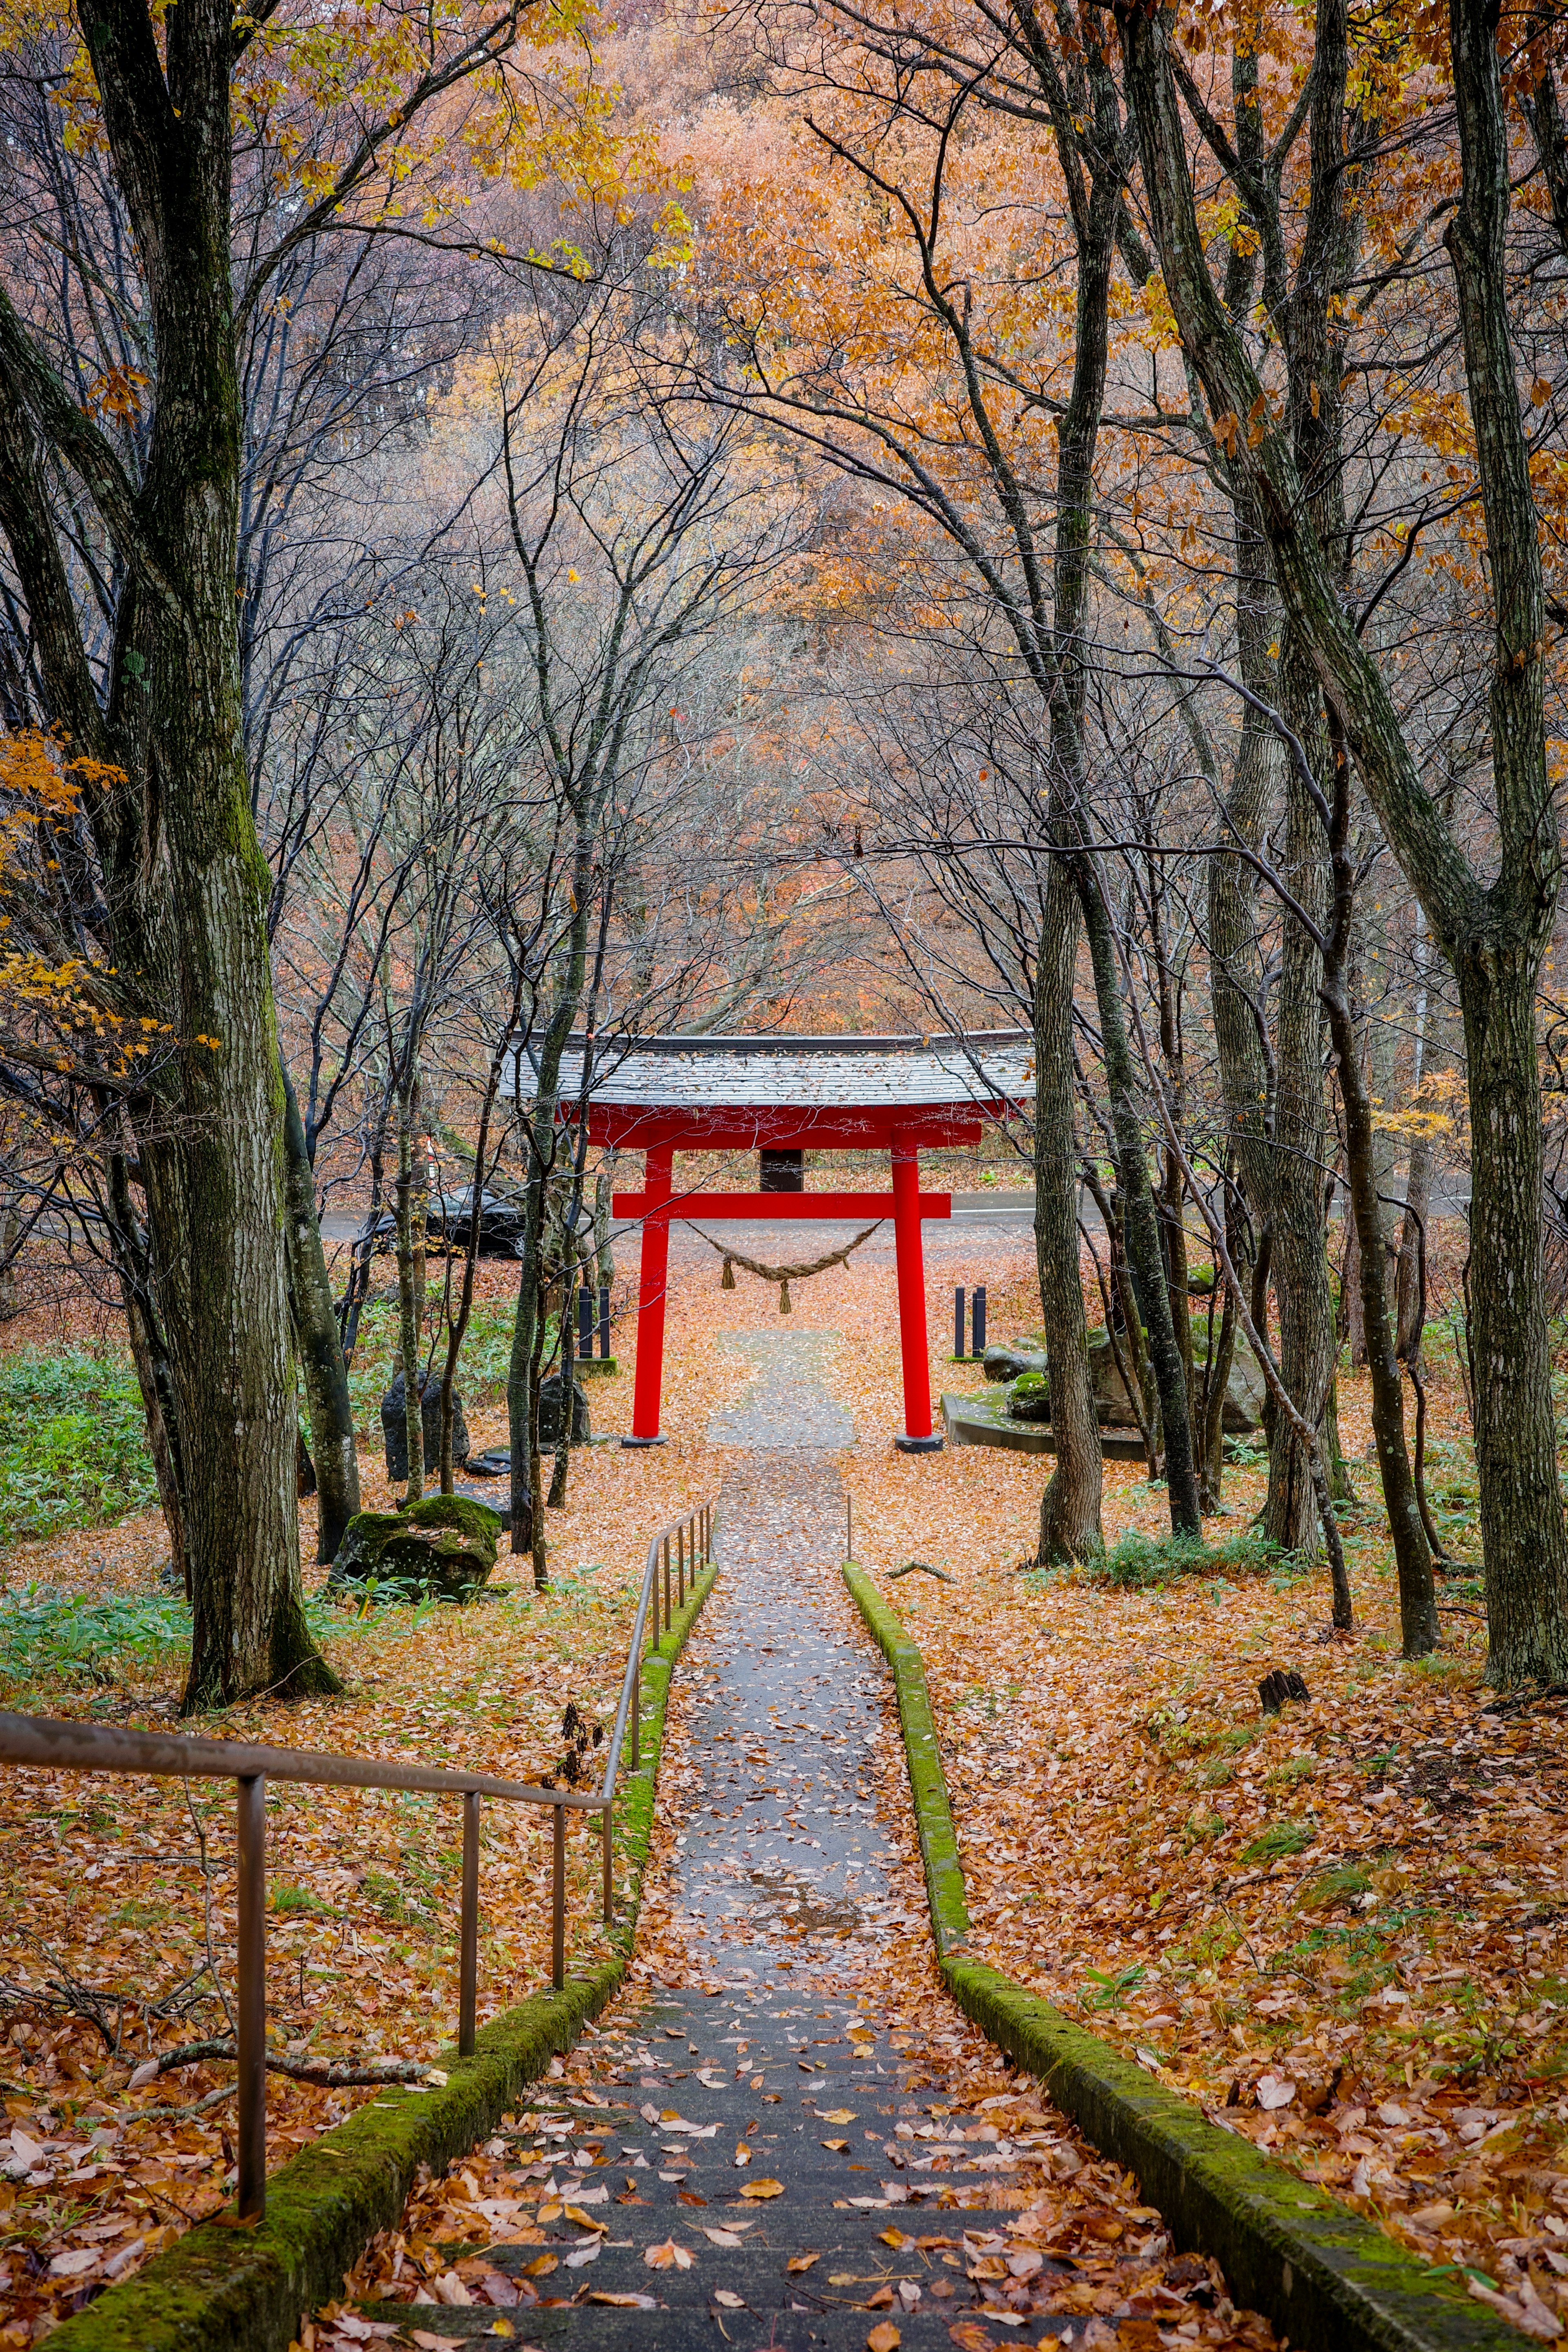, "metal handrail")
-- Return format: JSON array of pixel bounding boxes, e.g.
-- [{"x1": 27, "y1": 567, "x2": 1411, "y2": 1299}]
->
[
  {"x1": 598, "y1": 1500, "x2": 713, "y2": 1799},
  {"x1": 0, "y1": 1495, "x2": 716, "y2": 2224}
]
